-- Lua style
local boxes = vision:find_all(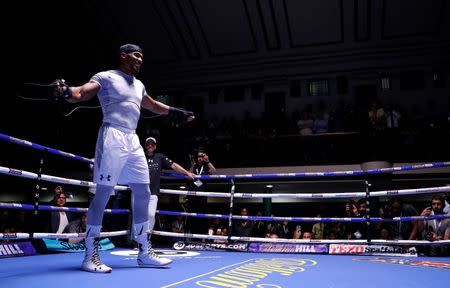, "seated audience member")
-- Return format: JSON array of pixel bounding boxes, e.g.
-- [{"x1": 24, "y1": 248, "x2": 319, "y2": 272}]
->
[
  {"x1": 64, "y1": 213, "x2": 87, "y2": 244},
  {"x1": 233, "y1": 208, "x2": 254, "y2": 237},
  {"x1": 252, "y1": 211, "x2": 267, "y2": 238},
  {"x1": 47, "y1": 190, "x2": 73, "y2": 233},
  {"x1": 302, "y1": 231, "x2": 314, "y2": 239}
]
